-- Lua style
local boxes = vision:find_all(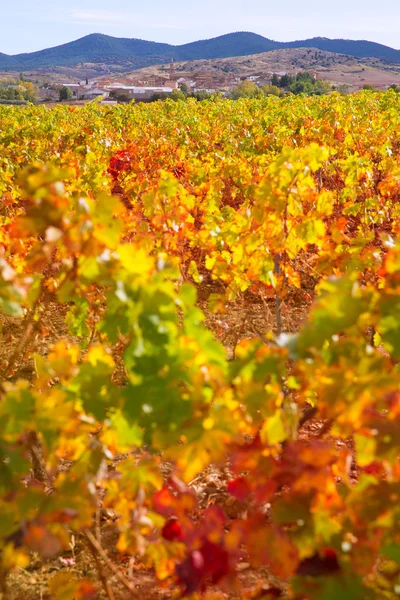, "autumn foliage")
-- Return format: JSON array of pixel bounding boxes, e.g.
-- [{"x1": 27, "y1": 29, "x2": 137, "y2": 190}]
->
[{"x1": 1, "y1": 92, "x2": 400, "y2": 598}]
